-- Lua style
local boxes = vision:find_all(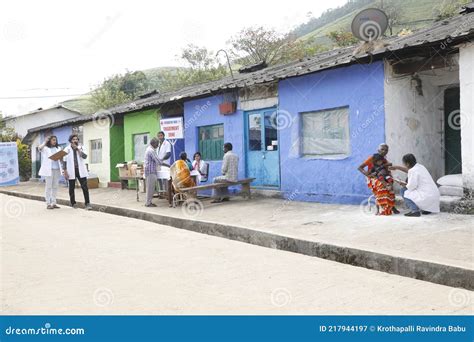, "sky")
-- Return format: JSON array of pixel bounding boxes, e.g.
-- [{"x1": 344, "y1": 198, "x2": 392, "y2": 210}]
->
[{"x1": 0, "y1": 0, "x2": 347, "y2": 116}]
